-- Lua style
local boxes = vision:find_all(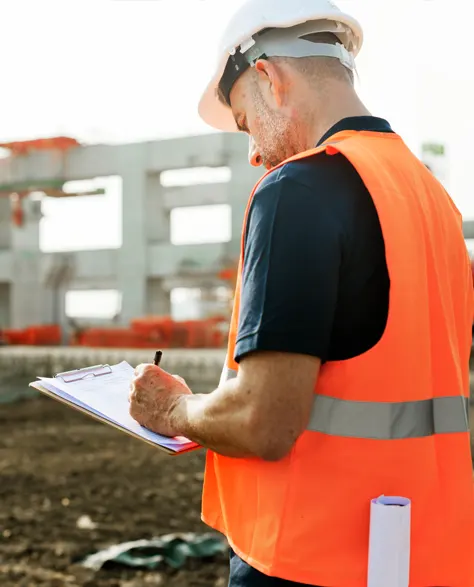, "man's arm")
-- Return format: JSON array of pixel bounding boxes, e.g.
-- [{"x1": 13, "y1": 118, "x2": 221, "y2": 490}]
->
[
  {"x1": 170, "y1": 351, "x2": 321, "y2": 460},
  {"x1": 168, "y1": 170, "x2": 344, "y2": 459},
  {"x1": 131, "y1": 164, "x2": 345, "y2": 458}
]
